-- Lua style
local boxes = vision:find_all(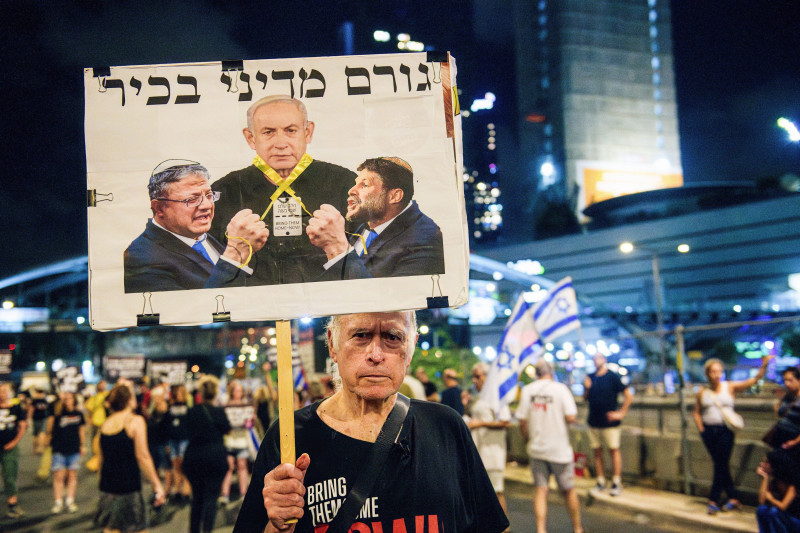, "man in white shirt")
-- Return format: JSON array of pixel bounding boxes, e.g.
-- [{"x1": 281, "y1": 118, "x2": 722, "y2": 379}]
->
[
  {"x1": 516, "y1": 359, "x2": 584, "y2": 533},
  {"x1": 466, "y1": 362, "x2": 511, "y2": 527}
]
